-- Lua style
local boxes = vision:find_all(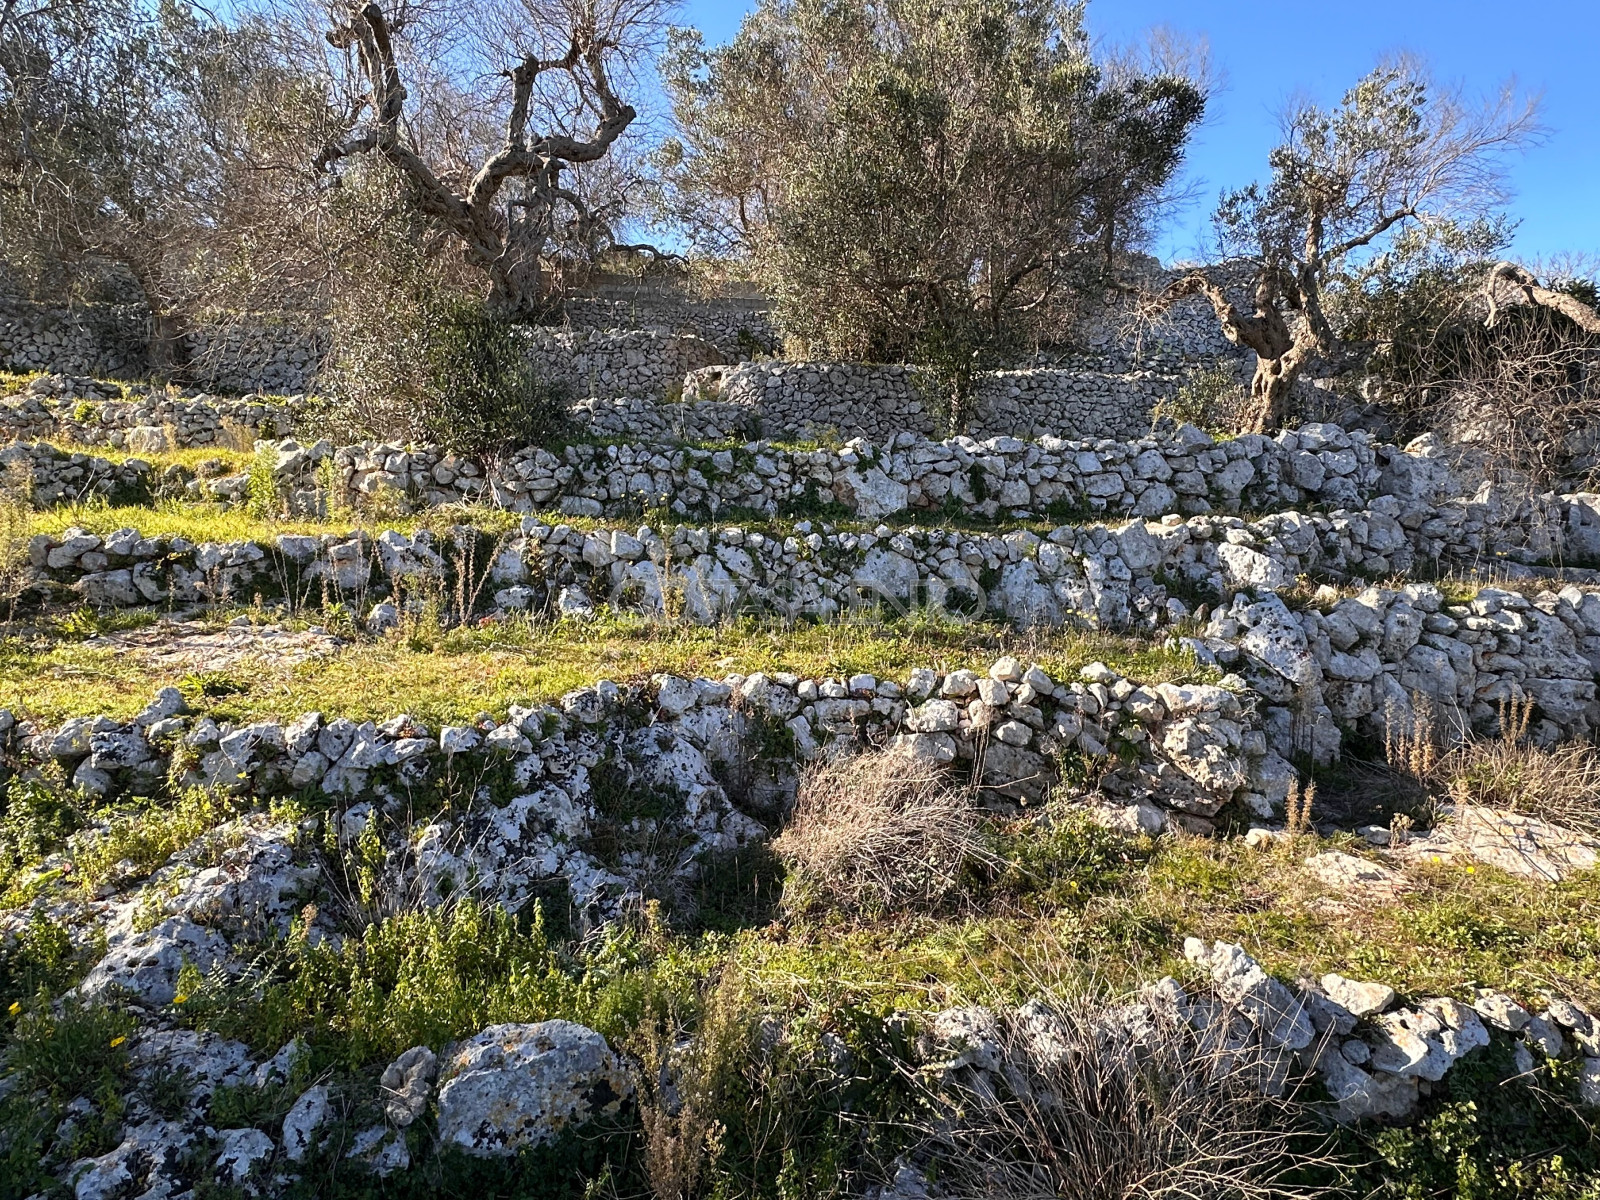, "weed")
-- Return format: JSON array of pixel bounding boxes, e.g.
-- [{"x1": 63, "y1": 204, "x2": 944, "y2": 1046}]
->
[
  {"x1": 774, "y1": 750, "x2": 998, "y2": 917},
  {"x1": 7, "y1": 996, "x2": 135, "y2": 1099}
]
